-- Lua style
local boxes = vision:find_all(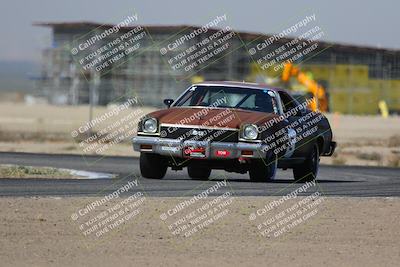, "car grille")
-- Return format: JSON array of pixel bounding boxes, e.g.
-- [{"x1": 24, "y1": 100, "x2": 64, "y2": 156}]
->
[{"x1": 160, "y1": 126, "x2": 238, "y2": 142}]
